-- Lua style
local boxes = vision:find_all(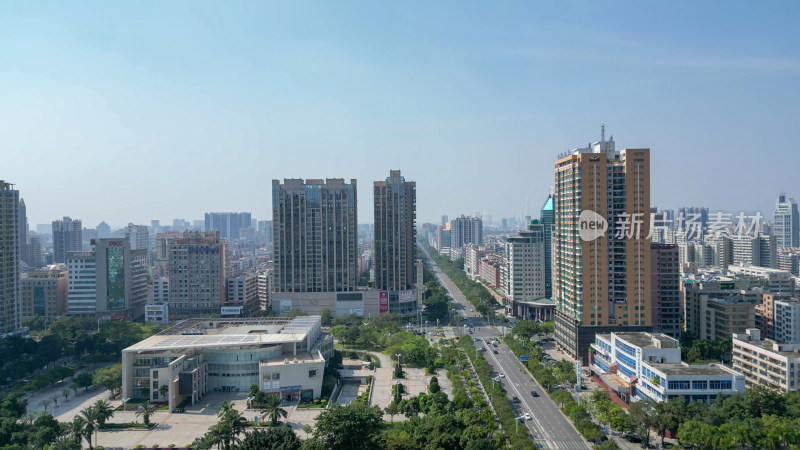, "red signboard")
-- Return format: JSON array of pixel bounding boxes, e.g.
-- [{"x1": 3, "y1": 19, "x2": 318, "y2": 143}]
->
[{"x1": 379, "y1": 291, "x2": 389, "y2": 313}]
